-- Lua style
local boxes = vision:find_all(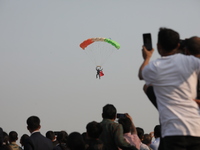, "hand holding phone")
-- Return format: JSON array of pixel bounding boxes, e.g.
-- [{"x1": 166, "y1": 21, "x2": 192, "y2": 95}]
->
[
  {"x1": 117, "y1": 113, "x2": 126, "y2": 118},
  {"x1": 143, "y1": 33, "x2": 153, "y2": 50}
]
